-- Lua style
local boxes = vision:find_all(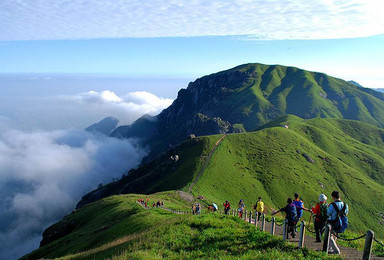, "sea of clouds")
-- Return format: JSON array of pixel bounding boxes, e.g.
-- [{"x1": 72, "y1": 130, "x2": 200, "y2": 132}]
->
[{"x1": 0, "y1": 88, "x2": 173, "y2": 259}]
